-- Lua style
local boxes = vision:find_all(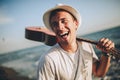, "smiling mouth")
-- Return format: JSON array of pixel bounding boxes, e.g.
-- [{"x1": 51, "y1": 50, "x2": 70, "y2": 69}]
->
[{"x1": 59, "y1": 31, "x2": 69, "y2": 38}]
